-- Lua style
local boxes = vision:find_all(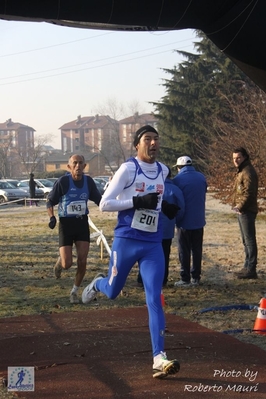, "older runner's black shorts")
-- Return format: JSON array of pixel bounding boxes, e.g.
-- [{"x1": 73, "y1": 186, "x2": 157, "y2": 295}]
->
[{"x1": 59, "y1": 216, "x2": 90, "y2": 247}]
